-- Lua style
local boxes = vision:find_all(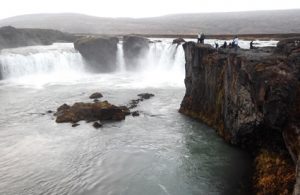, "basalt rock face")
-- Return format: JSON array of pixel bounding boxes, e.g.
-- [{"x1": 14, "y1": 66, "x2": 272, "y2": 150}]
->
[
  {"x1": 179, "y1": 38, "x2": 300, "y2": 194},
  {"x1": 74, "y1": 36, "x2": 119, "y2": 73},
  {"x1": 0, "y1": 26, "x2": 76, "y2": 50},
  {"x1": 123, "y1": 36, "x2": 149, "y2": 70}
]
